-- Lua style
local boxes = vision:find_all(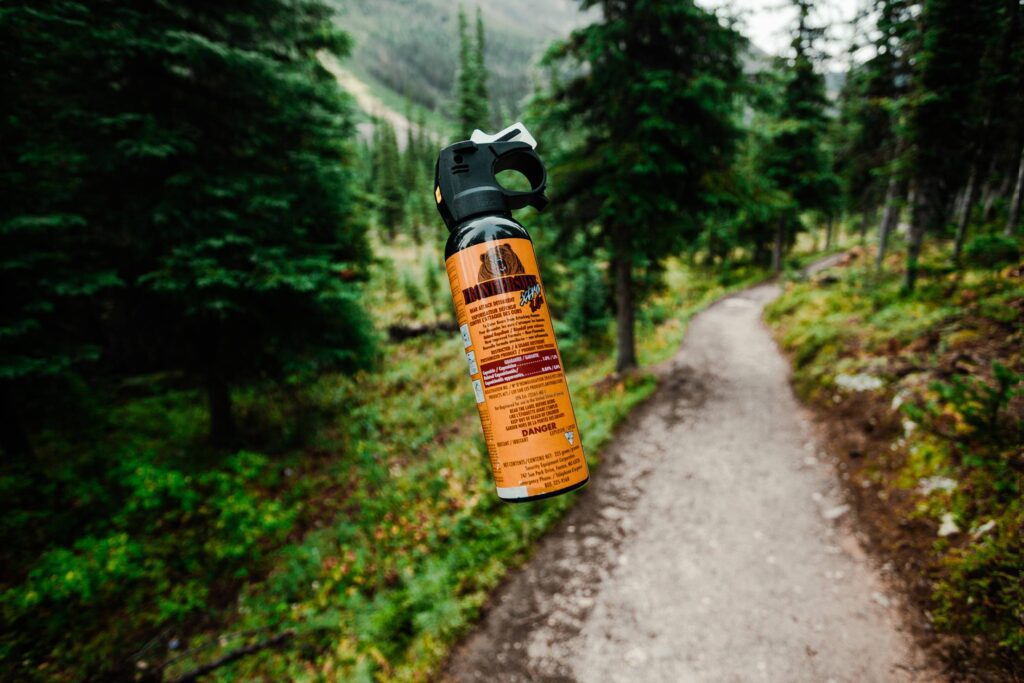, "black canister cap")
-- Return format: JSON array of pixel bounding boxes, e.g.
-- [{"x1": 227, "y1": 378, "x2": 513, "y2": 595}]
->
[{"x1": 434, "y1": 135, "x2": 548, "y2": 231}]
